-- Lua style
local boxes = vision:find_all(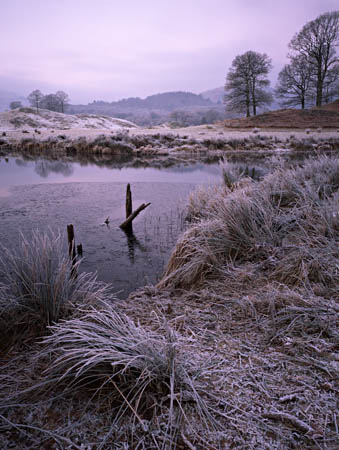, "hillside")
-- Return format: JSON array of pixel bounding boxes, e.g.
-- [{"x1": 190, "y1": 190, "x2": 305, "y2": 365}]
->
[
  {"x1": 200, "y1": 86, "x2": 224, "y2": 103},
  {"x1": 72, "y1": 91, "x2": 214, "y2": 112},
  {"x1": 222, "y1": 100, "x2": 339, "y2": 128},
  {"x1": 69, "y1": 91, "x2": 227, "y2": 126},
  {"x1": 0, "y1": 107, "x2": 137, "y2": 131}
]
